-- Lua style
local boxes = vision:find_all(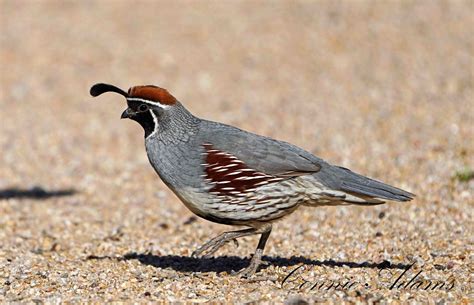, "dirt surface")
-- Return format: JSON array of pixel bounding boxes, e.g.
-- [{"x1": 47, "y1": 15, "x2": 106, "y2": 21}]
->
[{"x1": 1, "y1": 1, "x2": 473, "y2": 303}]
